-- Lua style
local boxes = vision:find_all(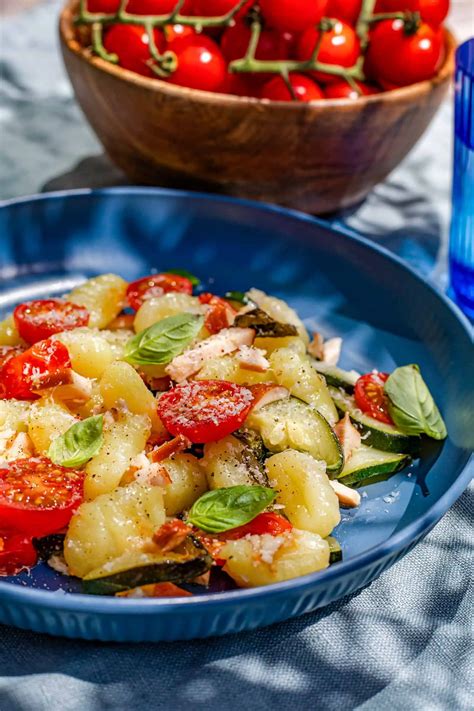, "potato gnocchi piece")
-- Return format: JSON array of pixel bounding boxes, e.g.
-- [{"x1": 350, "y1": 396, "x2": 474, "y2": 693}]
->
[
  {"x1": 220, "y1": 529, "x2": 330, "y2": 587},
  {"x1": 99, "y1": 361, "x2": 166, "y2": 436},
  {"x1": 254, "y1": 335, "x2": 306, "y2": 355},
  {"x1": 246, "y1": 288, "x2": 309, "y2": 344},
  {"x1": 0, "y1": 399, "x2": 31, "y2": 433},
  {"x1": 133, "y1": 293, "x2": 204, "y2": 333},
  {"x1": 202, "y1": 436, "x2": 267, "y2": 490},
  {"x1": 56, "y1": 328, "x2": 115, "y2": 379},
  {"x1": 64, "y1": 482, "x2": 165, "y2": 578},
  {"x1": 161, "y1": 453, "x2": 208, "y2": 516},
  {"x1": 194, "y1": 354, "x2": 274, "y2": 386},
  {"x1": 68, "y1": 274, "x2": 127, "y2": 329},
  {"x1": 84, "y1": 411, "x2": 151, "y2": 500},
  {"x1": 270, "y1": 346, "x2": 338, "y2": 425},
  {"x1": 265, "y1": 450, "x2": 340, "y2": 538},
  {"x1": 0, "y1": 316, "x2": 23, "y2": 346},
  {"x1": 28, "y1": 400, "x2": 78, "y2": 455}
]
